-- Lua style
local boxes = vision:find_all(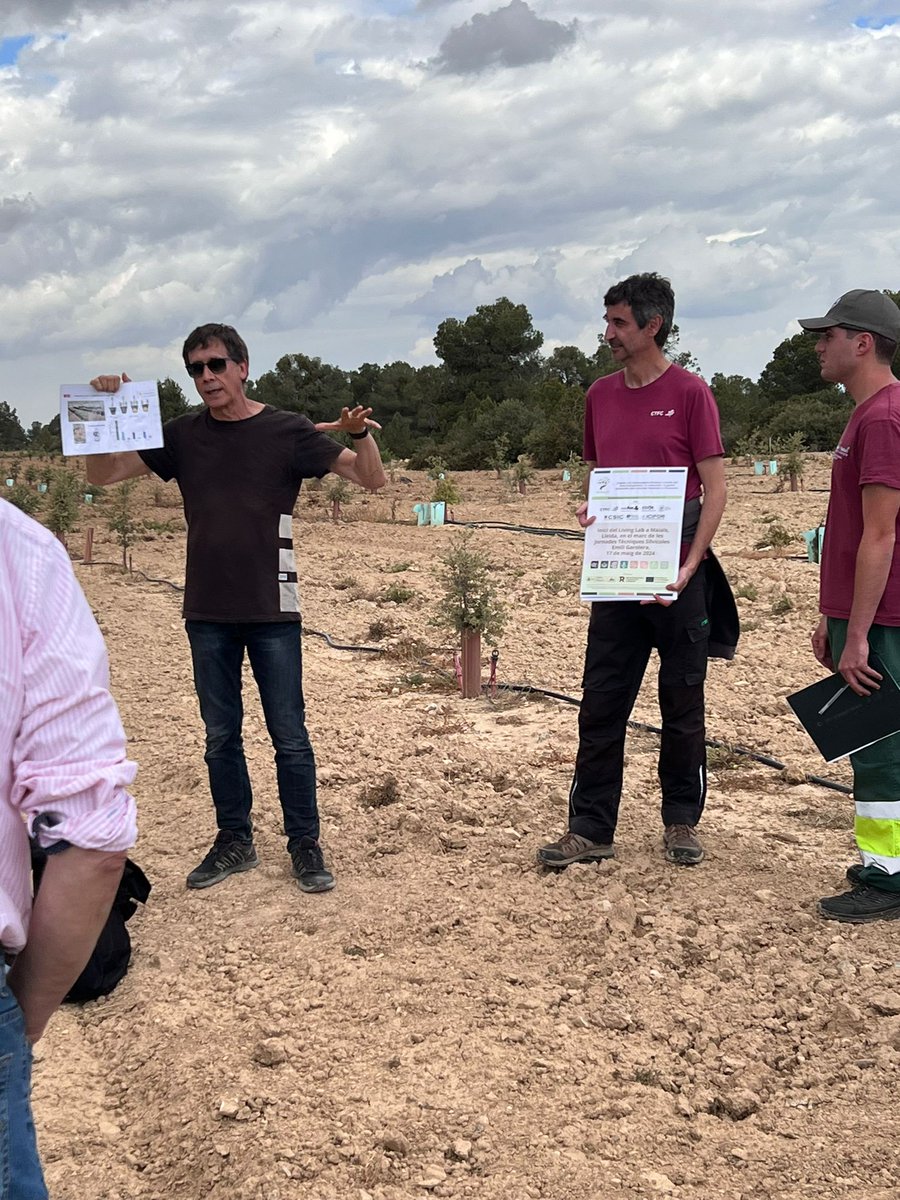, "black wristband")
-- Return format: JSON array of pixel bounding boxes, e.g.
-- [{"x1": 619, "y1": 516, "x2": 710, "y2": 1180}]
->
[{"x1": 349, "y1": 428, "x2": 370, "y2": 440}]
